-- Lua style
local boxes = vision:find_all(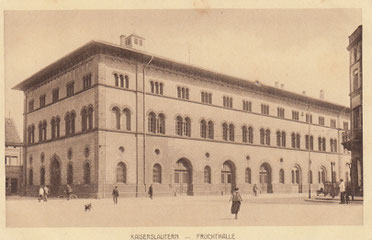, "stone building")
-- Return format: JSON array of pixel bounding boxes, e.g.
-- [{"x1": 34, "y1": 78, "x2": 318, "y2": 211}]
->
[
  {"x1": 14, "y1": 34, "x2": 351, "y2": 198},
  {"x1": 342, "y1": 25, "x2": 363, "y2": 195},
  {"x1": 5, "y1": 118, "x2": 23, "y2": 195}
]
